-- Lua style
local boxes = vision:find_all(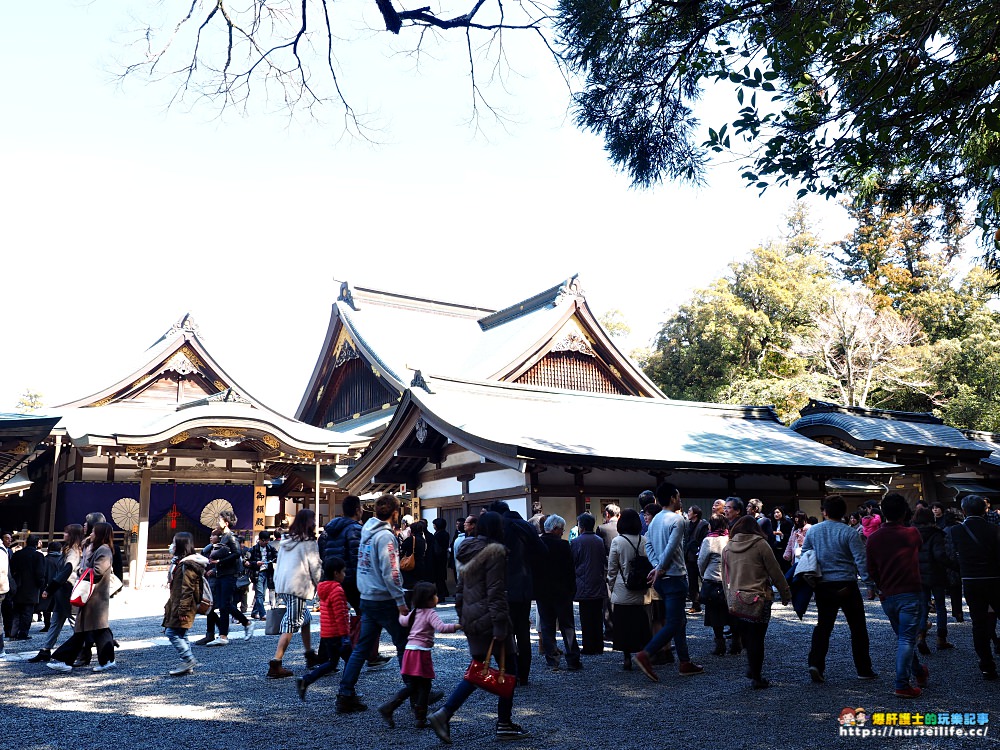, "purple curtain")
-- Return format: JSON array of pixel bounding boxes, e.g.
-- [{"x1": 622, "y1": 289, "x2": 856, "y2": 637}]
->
[{"x1": 57, "y1": 482, "x2": 252, "y2": 531}]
